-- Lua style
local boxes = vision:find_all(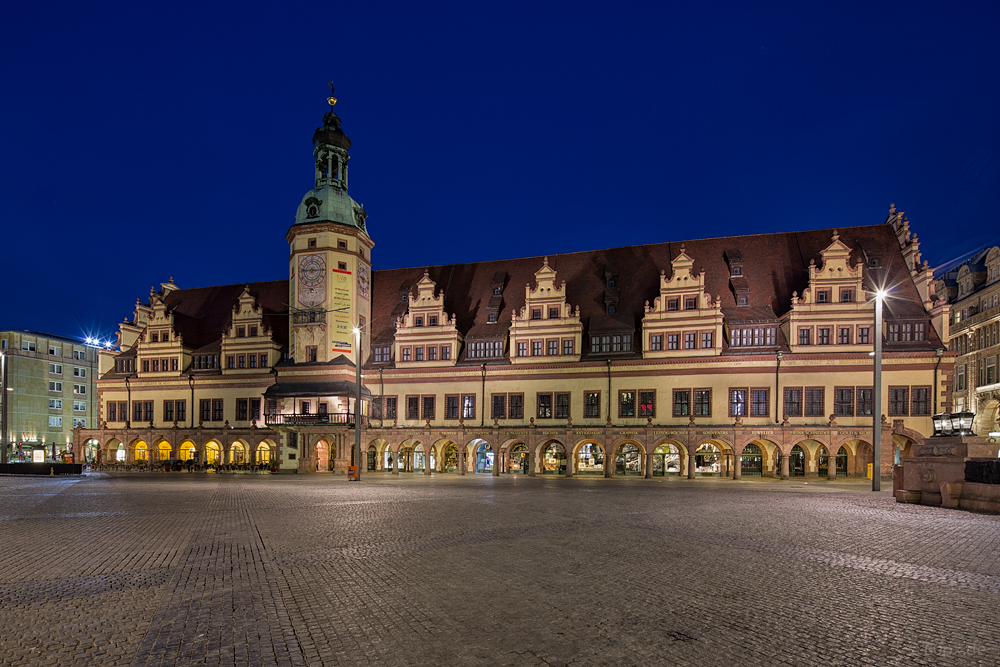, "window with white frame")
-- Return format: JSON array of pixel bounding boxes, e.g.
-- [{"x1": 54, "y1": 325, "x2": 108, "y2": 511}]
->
[
  {"x1": 73, "y1": 400, "x2": 86, "y2": 411},
  {"x1": 49, "y1": 416, "x2": 63, "y2": 427},
  {"x1": 73, "y1": 418, "x2": 86, "y2": 428},
  {"x1": 49, "y1": 345, "x2": 61, "y2": 356},
  {"x1": 49, "y1": 363, "x2": 62, "y2": 374},
  {"x1": 49, "y1": 399, "x2": 62, "y2": 409},
  {"x1": 49, "y1": 381, "x2": 62, "y2": 392},
  {"x1": 74, "y1": 384, "x2": 86, "y2": 395},
  {"x1": 23, "y1": 340, "x2": 36, "y2": 351}
]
